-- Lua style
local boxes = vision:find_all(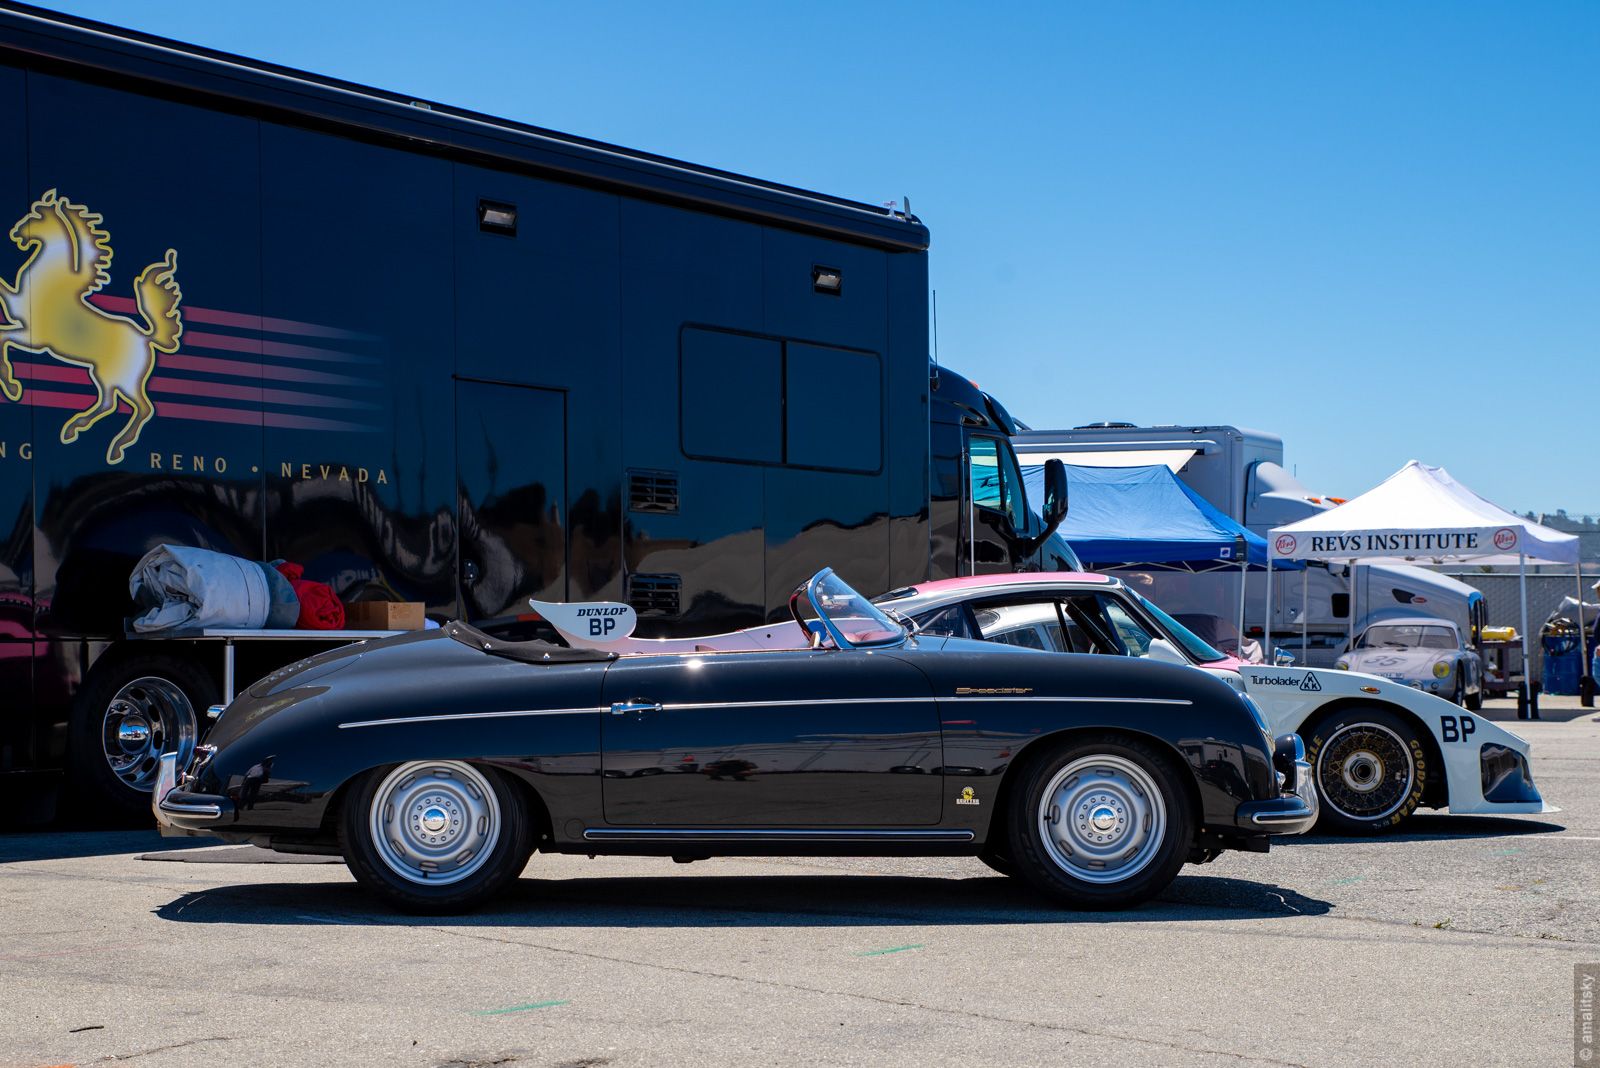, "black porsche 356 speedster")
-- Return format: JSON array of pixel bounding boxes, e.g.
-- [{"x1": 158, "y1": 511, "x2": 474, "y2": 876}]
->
[{"x1": 154, "y1": 569, "x2": 1316, "y2": 913}]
